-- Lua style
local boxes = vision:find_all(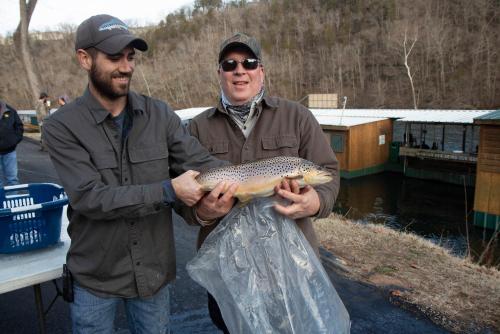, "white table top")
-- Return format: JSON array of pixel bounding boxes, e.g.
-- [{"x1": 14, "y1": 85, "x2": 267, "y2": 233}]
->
[{"x1": 0, "y1": 206, "x2": 69, "y2": 294}]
